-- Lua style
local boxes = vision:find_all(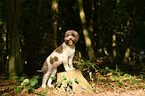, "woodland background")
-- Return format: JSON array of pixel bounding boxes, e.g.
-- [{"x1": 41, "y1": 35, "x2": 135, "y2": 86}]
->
[{"x1": 0, "y1": 0, "x2": 145, "y2": 77}]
